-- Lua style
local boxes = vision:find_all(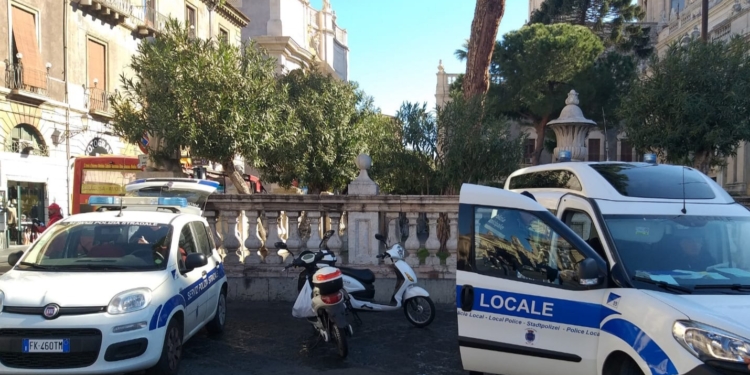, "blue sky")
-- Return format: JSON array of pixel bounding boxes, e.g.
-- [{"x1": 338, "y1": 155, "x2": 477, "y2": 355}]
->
[{"x1": 309, "y1": 0, "x2": 529, "y2": 116}]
